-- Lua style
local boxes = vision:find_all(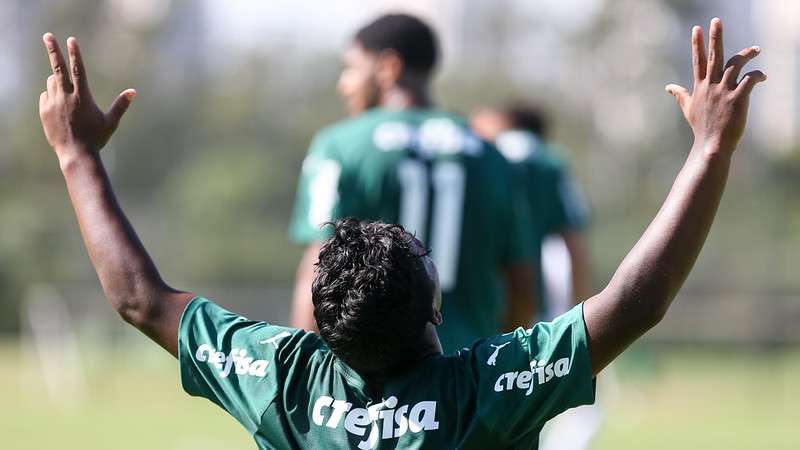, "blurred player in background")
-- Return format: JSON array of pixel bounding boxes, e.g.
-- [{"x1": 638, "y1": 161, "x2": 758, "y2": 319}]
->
[
  {"x1": 472, "y1": 104, "x2": 592, "y2": 319},
  {"x1": 289, "y1": 14, "x2": 537, "y2": 352},
  {"x1": 472, "y1": 104, "x2": 601, "y2": 450}
]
